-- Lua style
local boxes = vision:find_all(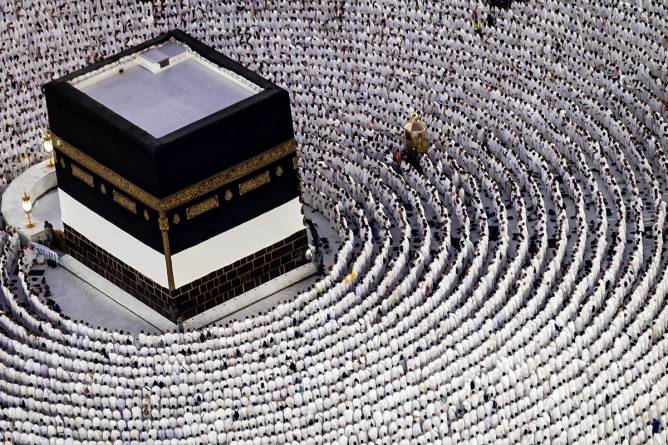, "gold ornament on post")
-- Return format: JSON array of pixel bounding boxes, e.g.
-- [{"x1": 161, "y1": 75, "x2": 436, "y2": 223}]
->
[
  {"x1": 22, "y1": 191, "x2": 34, "y2": 229},
  {"x1": 404, "y1": 114, "x2": 429, "y2": 155},
  {"x1": 43, "y1": 132, "x2": 55, "y2": 168}
]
